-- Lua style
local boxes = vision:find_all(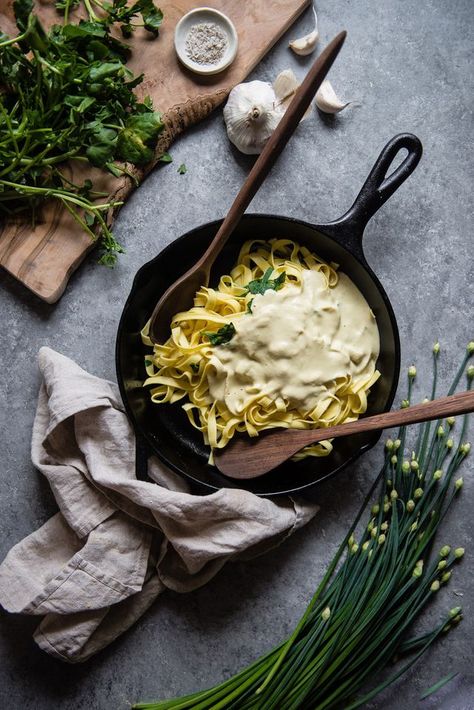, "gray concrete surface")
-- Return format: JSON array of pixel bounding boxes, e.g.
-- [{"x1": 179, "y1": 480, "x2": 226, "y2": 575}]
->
[{"x1": 1, "y1": 0, "x2": 473, "y2": 708}]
